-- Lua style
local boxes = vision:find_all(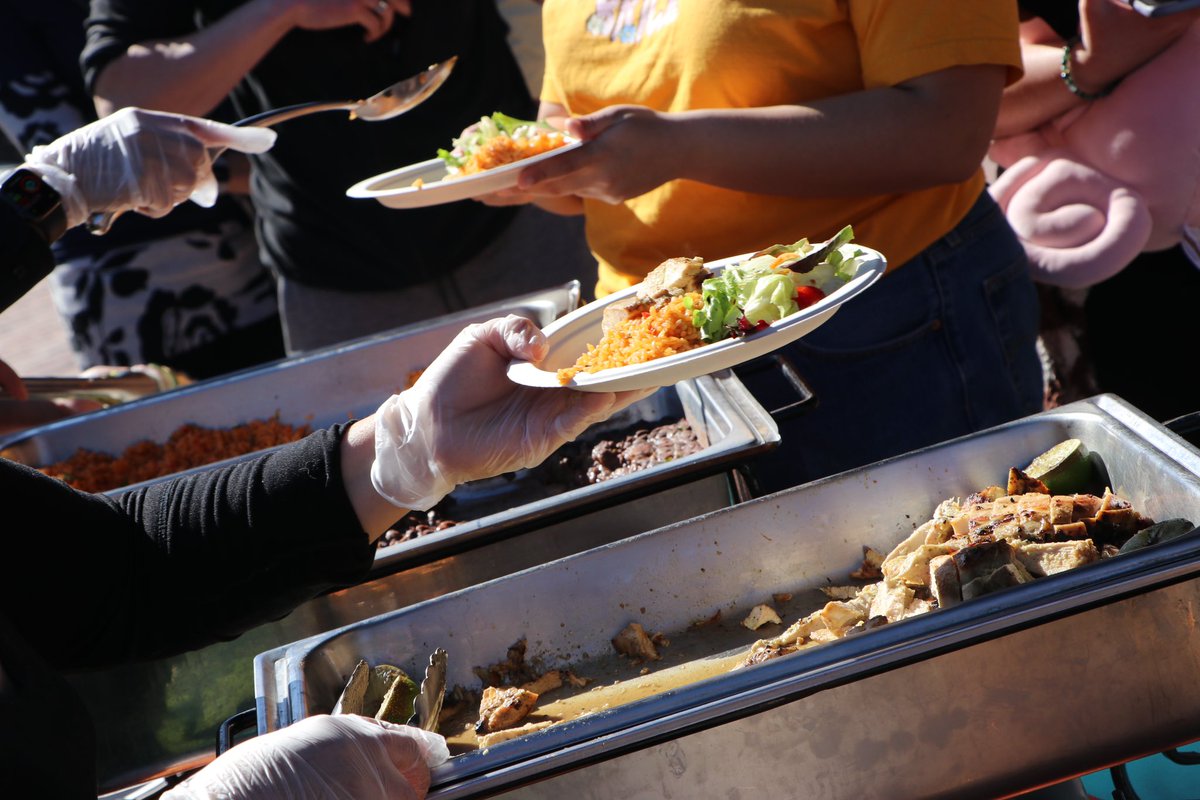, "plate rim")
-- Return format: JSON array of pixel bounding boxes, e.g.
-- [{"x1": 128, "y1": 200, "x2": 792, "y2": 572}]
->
[
  {"x1": 507, "y1": 245, "x2": 887, "y2": 391},
  {"x1": 345, "y1": 138, "x2": 584, "y2": 201}
]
